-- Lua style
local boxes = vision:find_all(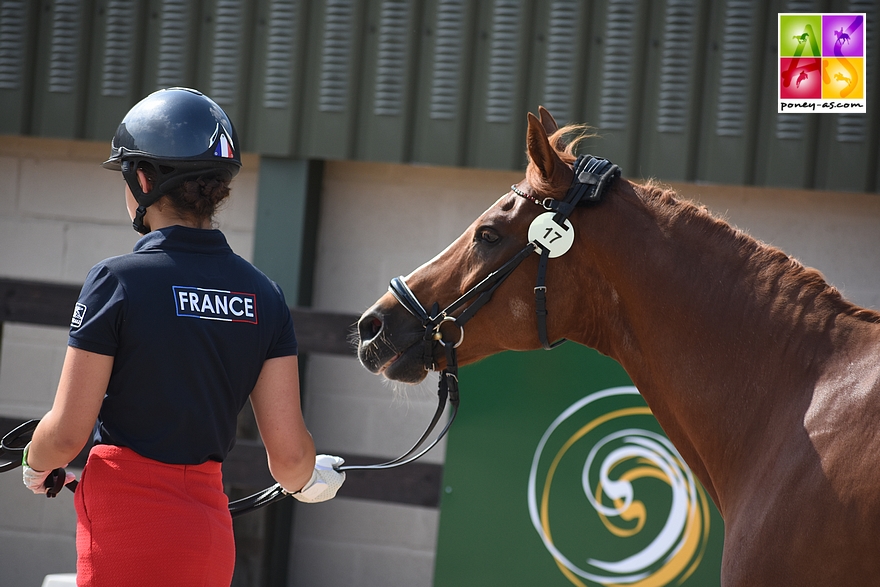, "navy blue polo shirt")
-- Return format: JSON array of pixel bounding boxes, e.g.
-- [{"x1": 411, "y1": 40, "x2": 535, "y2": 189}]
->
[{"x1": 68, "y1": 226, "x2": 298, "y2": 464}]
